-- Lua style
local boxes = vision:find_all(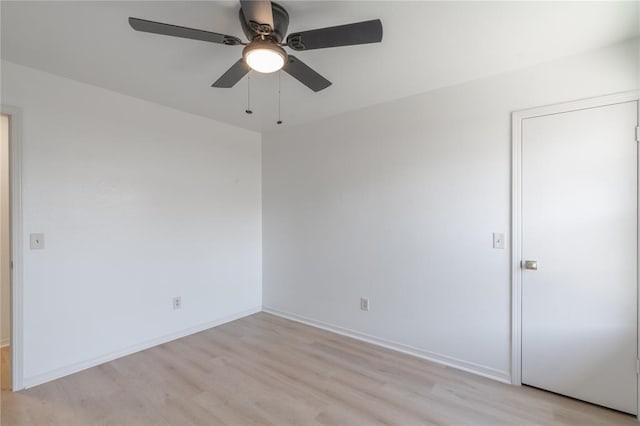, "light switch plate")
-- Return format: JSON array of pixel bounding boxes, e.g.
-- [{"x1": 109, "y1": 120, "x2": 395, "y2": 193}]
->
[
  {"x1": 30, "y1": 233, "x2": 44, "y2": 250},
  {"x1": 493, "y1": 232, "x2": 505, "y2": 249}
]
